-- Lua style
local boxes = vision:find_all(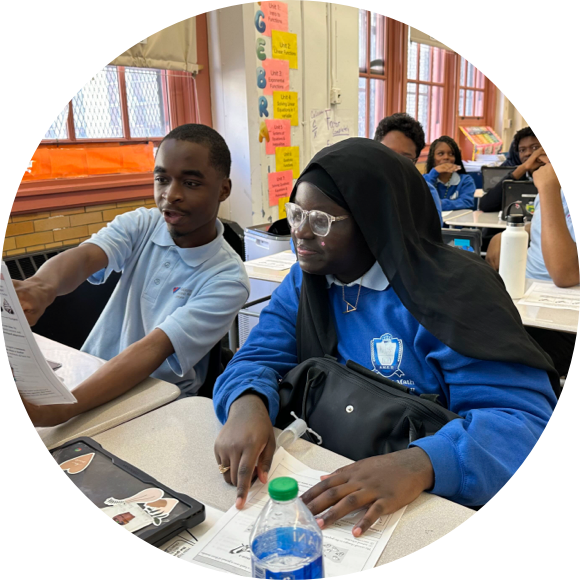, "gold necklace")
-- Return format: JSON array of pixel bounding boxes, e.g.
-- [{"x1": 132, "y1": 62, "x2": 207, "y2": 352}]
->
[{"x1": 342, "y1": 276, "x2": 364, "y2": 314}]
